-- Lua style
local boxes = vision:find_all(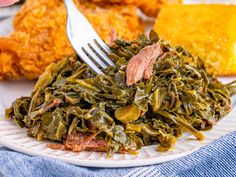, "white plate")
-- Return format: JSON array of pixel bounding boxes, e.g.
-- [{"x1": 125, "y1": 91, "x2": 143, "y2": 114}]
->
[
  {"x1": 0, "y1": 17, "x2": 13, "y2": 36},
  {"x1": 0, "y1": 3, "x2": 236, "y2": 168},
  {"x1": 0, "y1": 78, "x2": 236, "y2": 167},
  {"x1": 0, "y1": 6, "x2": 20, "y2": 18}
]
